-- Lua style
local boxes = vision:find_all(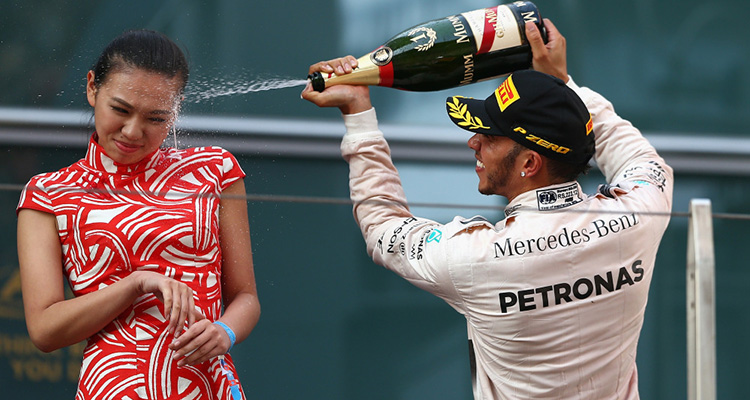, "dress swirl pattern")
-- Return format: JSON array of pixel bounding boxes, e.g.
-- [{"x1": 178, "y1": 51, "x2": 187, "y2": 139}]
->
[{"x1": 17, "y1": 134, "x2": 248, "y2": 400}]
